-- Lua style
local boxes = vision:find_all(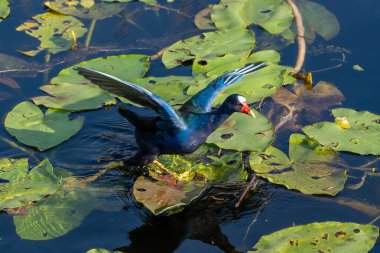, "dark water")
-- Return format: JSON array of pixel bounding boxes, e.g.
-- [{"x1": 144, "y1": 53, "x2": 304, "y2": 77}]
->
[{"x1": 0, "y1": 0, "x2": 379, "y2": 252}]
